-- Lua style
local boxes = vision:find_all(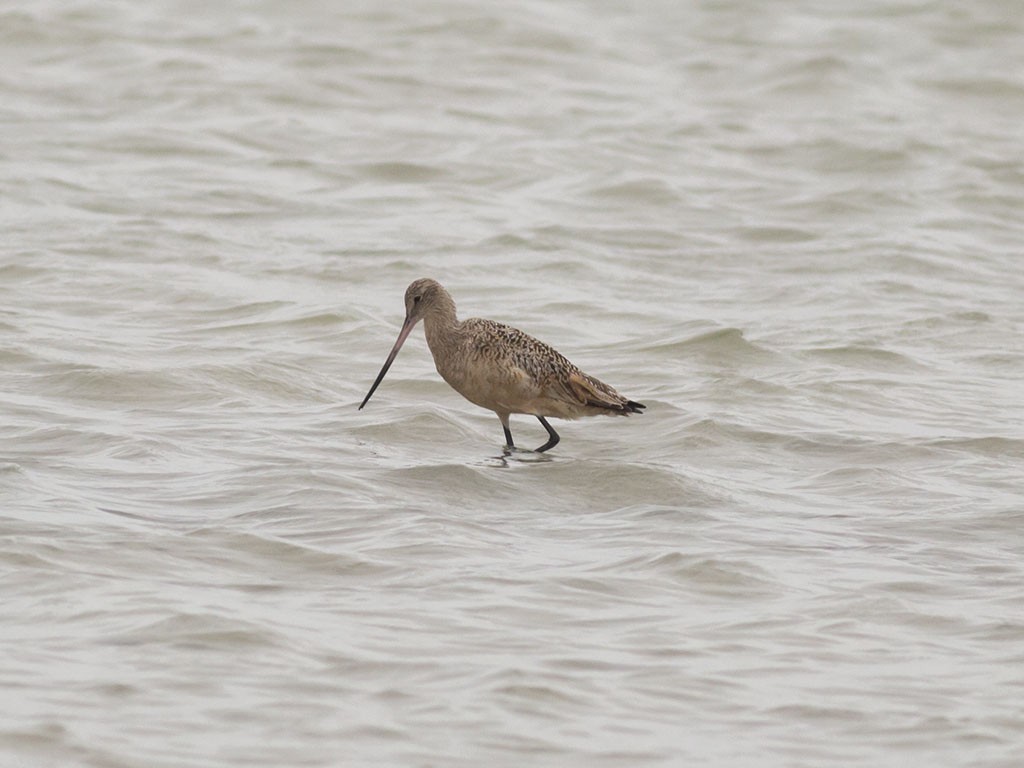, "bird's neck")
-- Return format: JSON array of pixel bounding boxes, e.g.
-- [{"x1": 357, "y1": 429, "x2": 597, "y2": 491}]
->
[{"x1": 423, "y1": 296, "x2": 459, "y2": 352}]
